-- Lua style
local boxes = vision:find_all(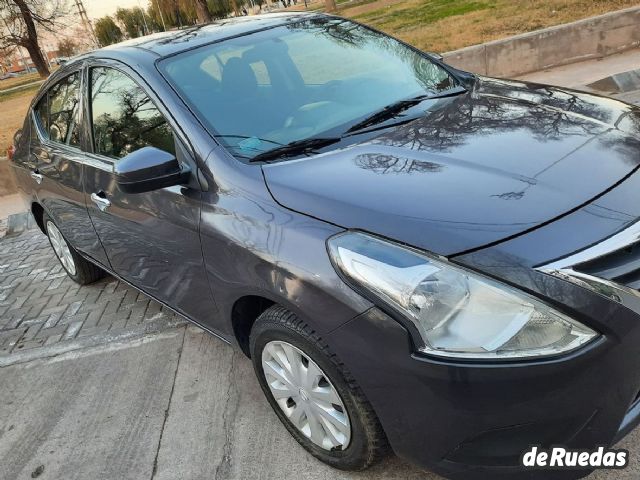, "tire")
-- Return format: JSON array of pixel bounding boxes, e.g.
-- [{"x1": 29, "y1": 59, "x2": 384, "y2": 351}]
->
[
  {"x1": 250, "y1": 305, "x2": 389, "y2": 471},
  {"x1": 43, "y1": 212, "x2": 106, "y2": 285}
]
